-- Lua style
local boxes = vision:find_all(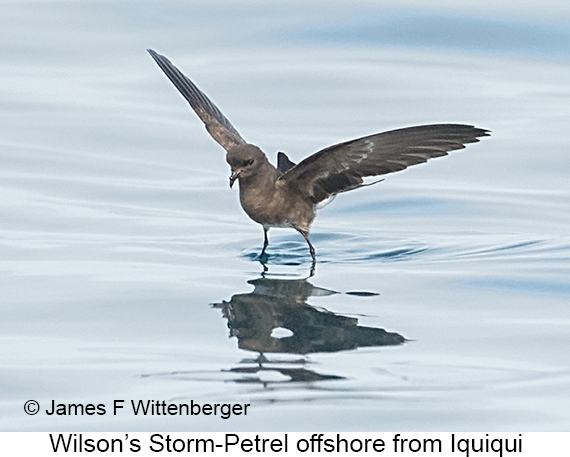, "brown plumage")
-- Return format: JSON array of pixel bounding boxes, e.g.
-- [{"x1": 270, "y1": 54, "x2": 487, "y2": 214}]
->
[{"x1": 148, "y1": 49, "x2": 489, "y2": 263}]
